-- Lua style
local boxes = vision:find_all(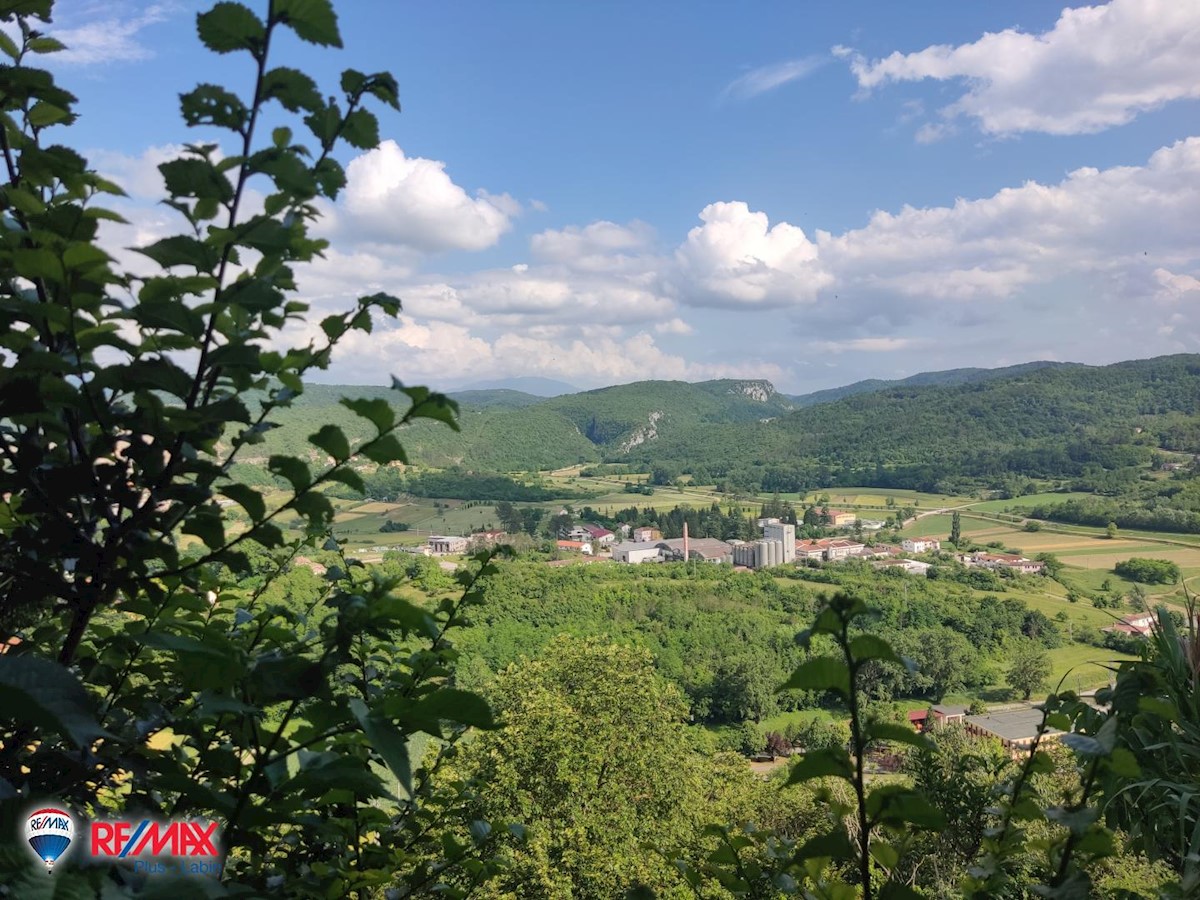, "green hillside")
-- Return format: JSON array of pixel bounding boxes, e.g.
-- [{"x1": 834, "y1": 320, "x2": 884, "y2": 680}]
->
[
  {"x1": 236, "y1": 356, "x2": 1200, "y2": 496},
  {"x1": 786, "y1": 360, "x2": 1077, "y2": 407}
]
